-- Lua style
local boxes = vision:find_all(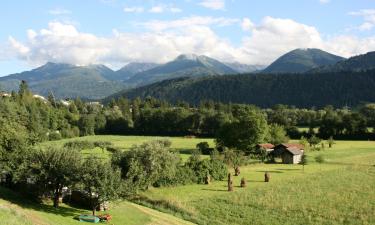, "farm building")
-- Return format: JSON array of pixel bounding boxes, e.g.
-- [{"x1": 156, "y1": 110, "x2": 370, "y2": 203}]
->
[
  {"x1": 256, "y1": 143, "x2": 275, "y2": 152},
  {"x1": 272, "y1": 144, "x2": 304, "y2": 164}
]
